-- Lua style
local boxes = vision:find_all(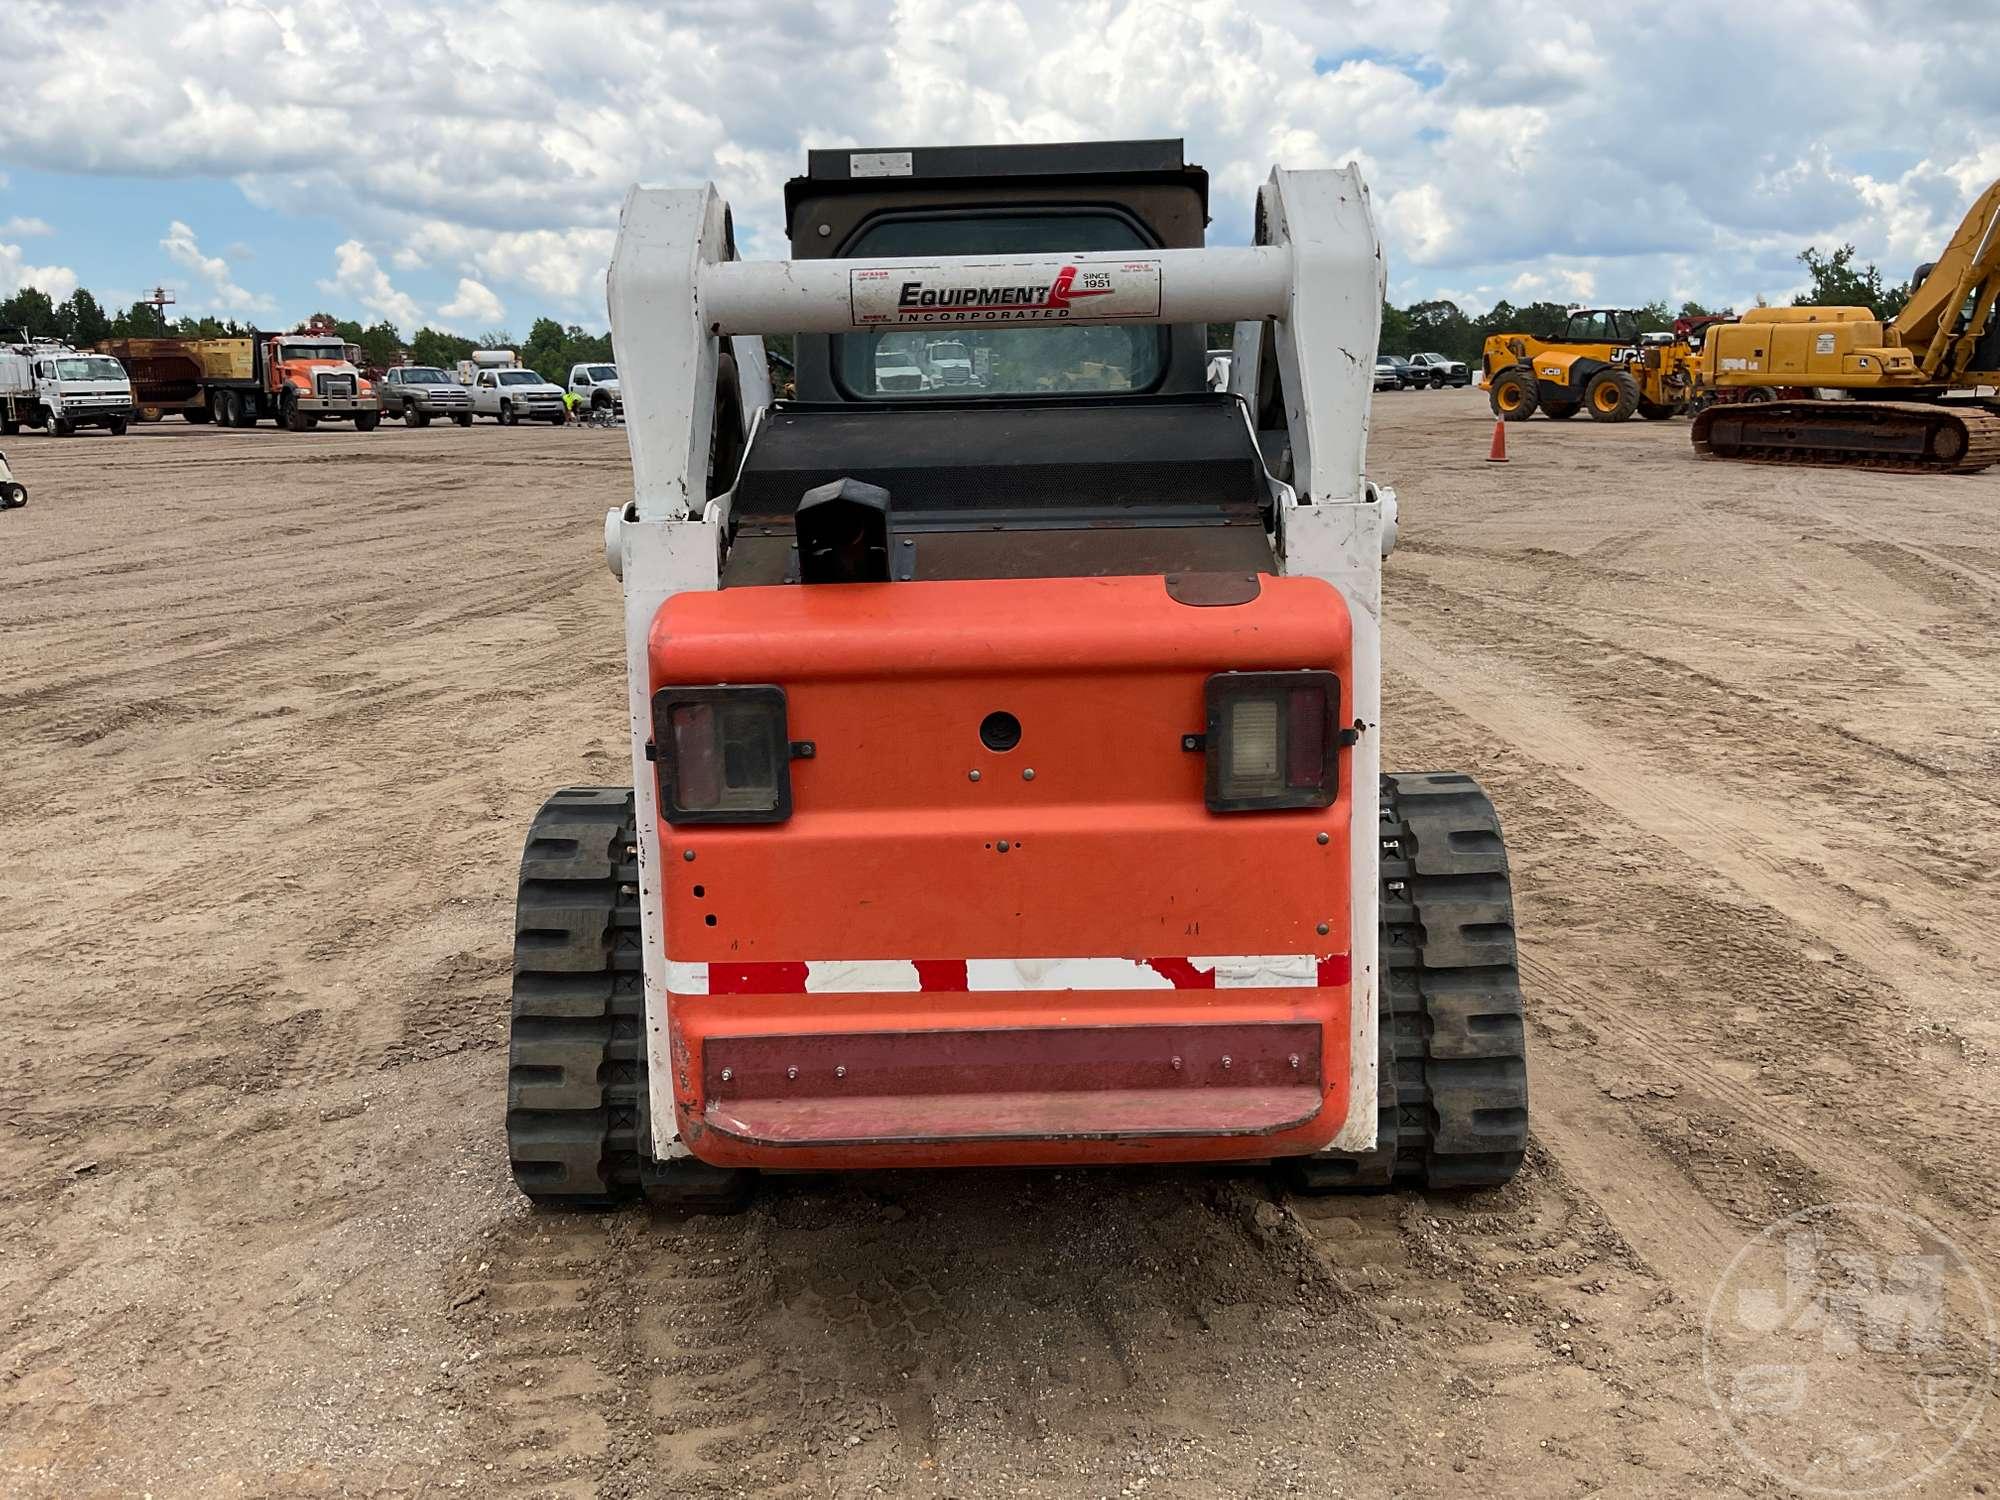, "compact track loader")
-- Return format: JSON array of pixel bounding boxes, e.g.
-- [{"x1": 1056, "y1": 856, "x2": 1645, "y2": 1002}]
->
[{"x1": 506, "y1": 141, "x2": 1530, "y2": 1209}]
